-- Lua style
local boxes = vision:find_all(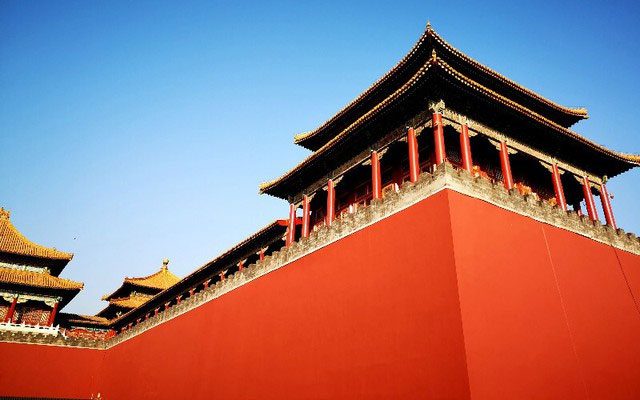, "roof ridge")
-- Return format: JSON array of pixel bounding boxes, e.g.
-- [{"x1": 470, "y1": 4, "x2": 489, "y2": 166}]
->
[
  {"x1": 294, "y1": 23, "x2": 589, "y2": 149},
  {"x1": 426, "y1": 26, "x2": 588, "y2": 117},
  {"x1": 293, "y1": 24, "x2": 431, "y2": 145}
]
